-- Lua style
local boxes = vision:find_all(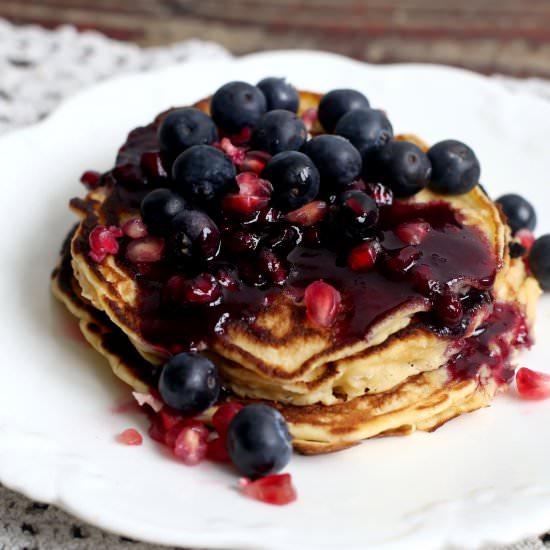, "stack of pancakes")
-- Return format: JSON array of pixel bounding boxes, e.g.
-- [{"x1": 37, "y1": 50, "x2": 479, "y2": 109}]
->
[{"x1": 52, "y1": 92, "x2": 540, "y2": 455}]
